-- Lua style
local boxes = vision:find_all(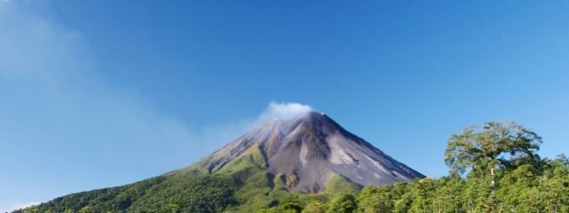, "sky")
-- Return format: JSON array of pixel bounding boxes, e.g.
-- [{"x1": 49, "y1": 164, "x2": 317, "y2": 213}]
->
[{"x1": 1, "y1": 0, "x2": 569, "y2": 211}]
